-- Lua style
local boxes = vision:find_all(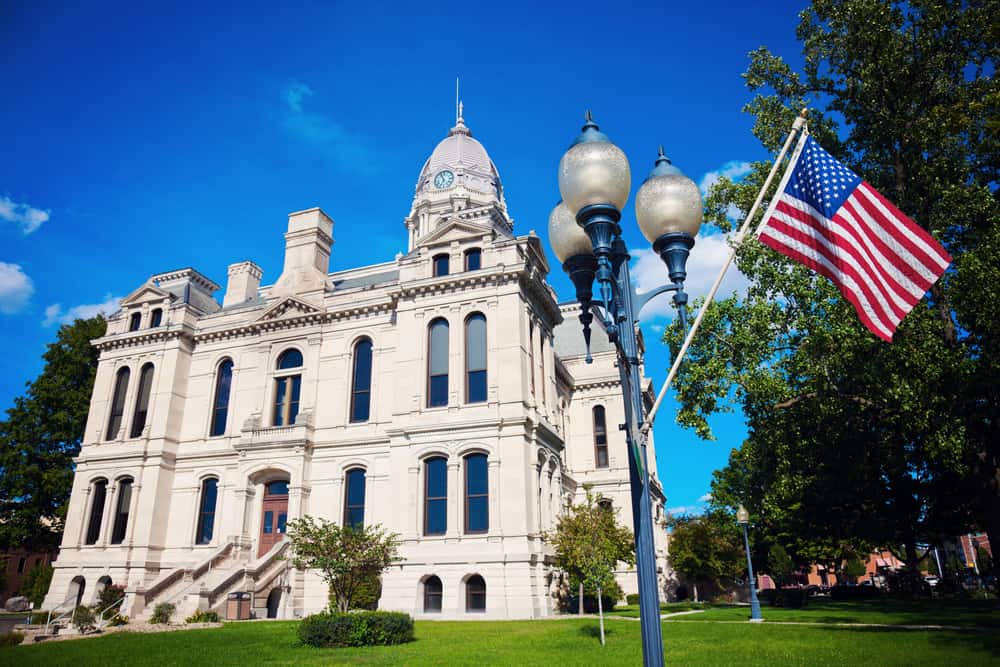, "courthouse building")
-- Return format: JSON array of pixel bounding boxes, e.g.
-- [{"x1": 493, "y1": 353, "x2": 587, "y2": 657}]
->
[{"x1": 43, "y1": 111, "x2": 669, "y2": 620}]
